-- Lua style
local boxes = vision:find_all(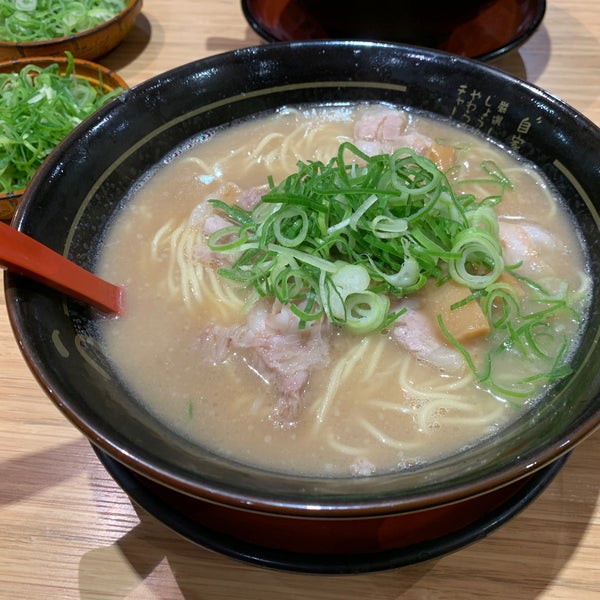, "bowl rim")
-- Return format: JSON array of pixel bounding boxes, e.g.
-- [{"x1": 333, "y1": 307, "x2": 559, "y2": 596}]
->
[
  {"x1": 7, "y1": 39, "x2": 600, "y2": 518},
  {"x1": 0, "y1": 54, "x2": 129, "y2": 86}
]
